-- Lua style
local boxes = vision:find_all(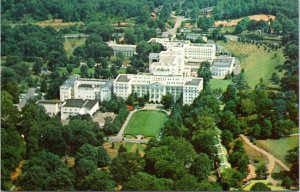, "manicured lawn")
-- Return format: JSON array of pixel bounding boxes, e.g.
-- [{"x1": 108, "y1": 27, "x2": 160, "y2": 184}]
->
[
  {"x1": 217, "y1": 41, "x2": 285, "y2": 88},
  {"x1": 209, "y1": 79, "x2": 232, "y2": 91},
  {"x1": 243, "y1": 180, "x2": 287, "y2": 191},
  {"x1": 124, "y1": 110, "x2": 167, "y2": 137},
  {"x1": 256, "y1": 136, "x2": 299, "y2": 164}
]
